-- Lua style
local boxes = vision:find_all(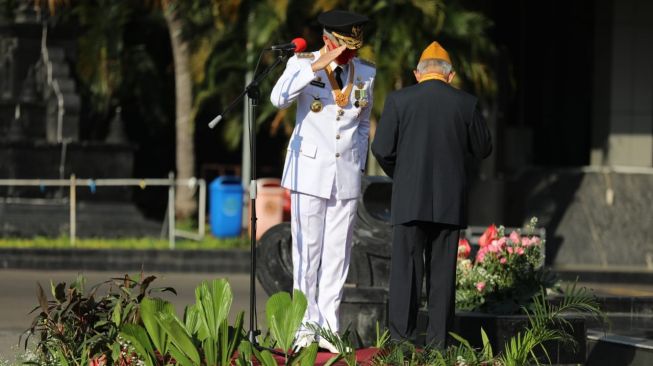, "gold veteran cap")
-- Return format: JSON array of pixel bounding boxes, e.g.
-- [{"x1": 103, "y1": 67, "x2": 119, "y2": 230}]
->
[
  {"x1": 318, "y1": 10, "x2": 369, "y2": 49},
  {"x1": 419, "y1": 41, "x2": 451, "y2": 64}
]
